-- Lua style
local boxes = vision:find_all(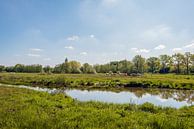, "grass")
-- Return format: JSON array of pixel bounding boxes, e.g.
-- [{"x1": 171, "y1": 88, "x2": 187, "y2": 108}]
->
[
  {"x1": 0, "y1": 73, "x2": 194, "y2": 90},
  {"x1": 0, "y1": 86, "x2": 193, "y2": 129}
]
